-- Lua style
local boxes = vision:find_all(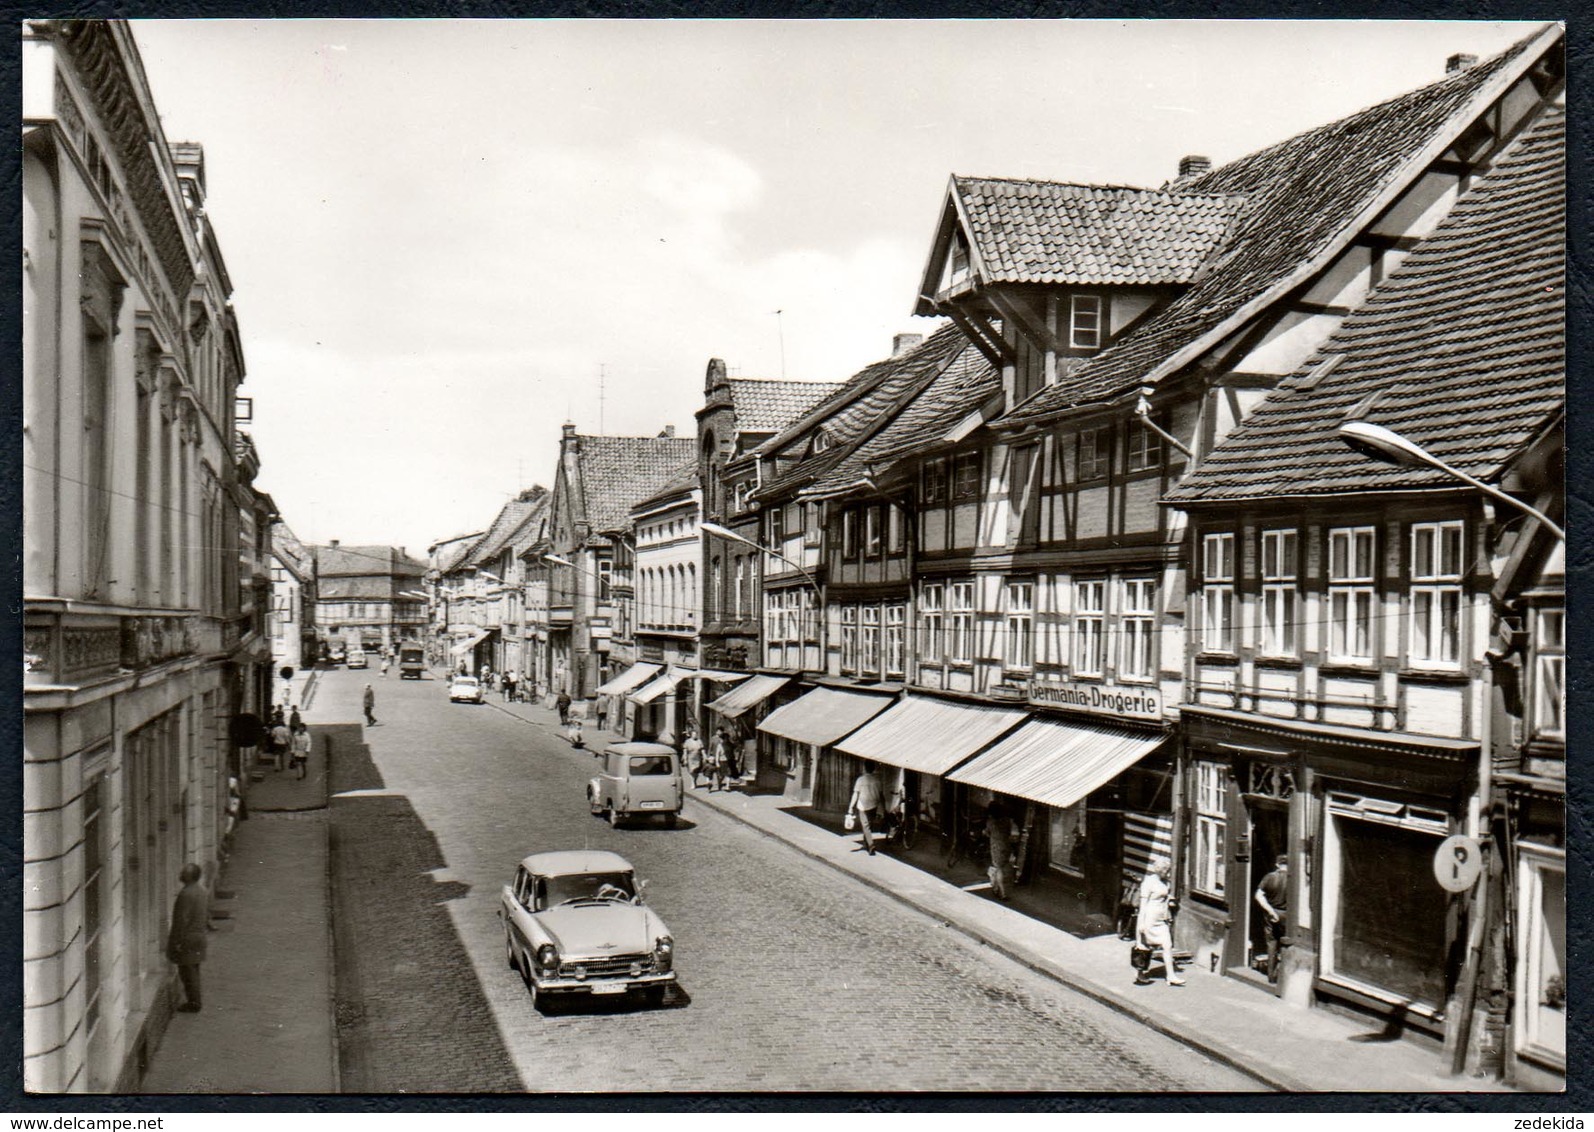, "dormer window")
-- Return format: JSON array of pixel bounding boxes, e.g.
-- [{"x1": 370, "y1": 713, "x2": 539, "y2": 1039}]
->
[
  {"x1": 1069, "y1": 294, "x2": 1103, "y2": 350},
  {"x1": 812, "y1": 431, "x2": 831, "y2": 454}
]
